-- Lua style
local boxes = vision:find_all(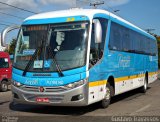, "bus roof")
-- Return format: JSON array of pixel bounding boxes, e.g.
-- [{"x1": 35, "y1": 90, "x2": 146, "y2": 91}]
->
[{"x1": 24, "y1": 9, "x2": 155, "y2": 40}]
